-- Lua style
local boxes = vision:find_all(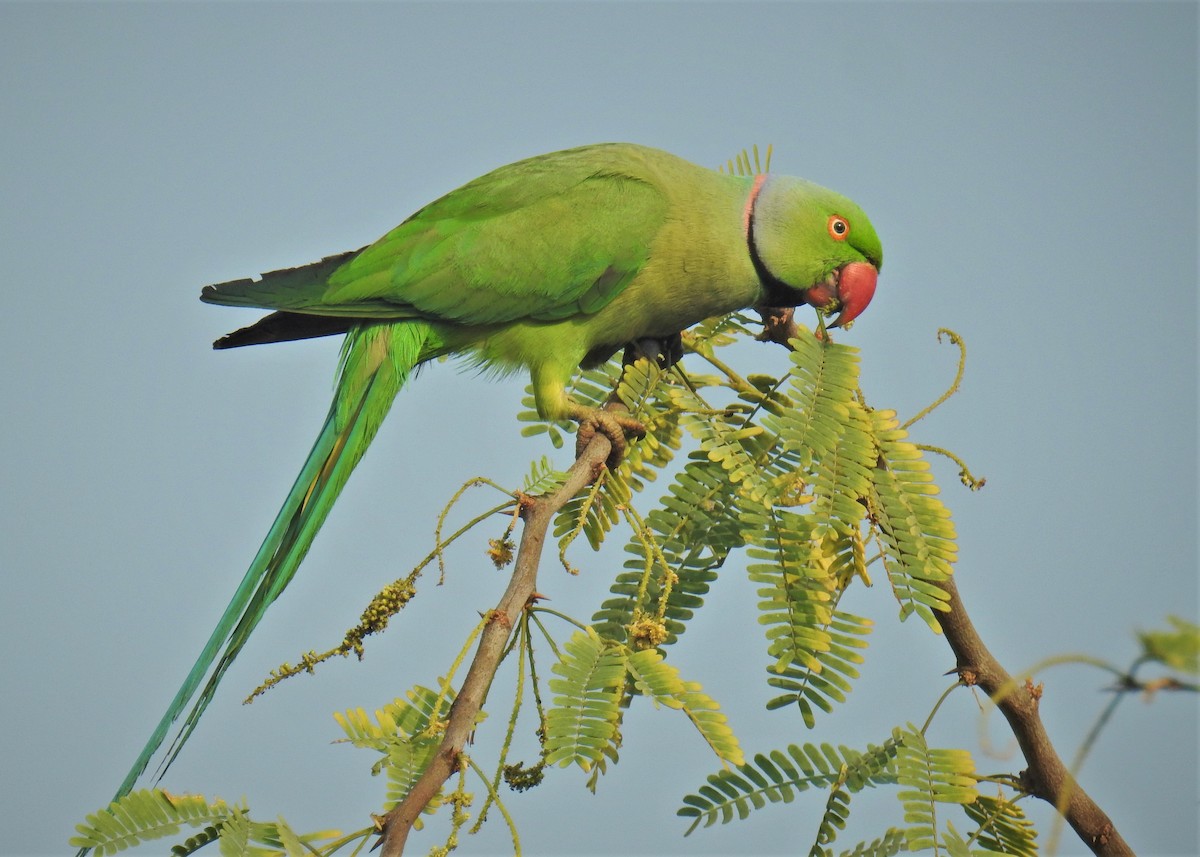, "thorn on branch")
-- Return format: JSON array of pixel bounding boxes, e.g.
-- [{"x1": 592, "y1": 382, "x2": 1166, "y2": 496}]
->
[{"x1": 948, "y1": 665, "x2": 977, "y2": 686}]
